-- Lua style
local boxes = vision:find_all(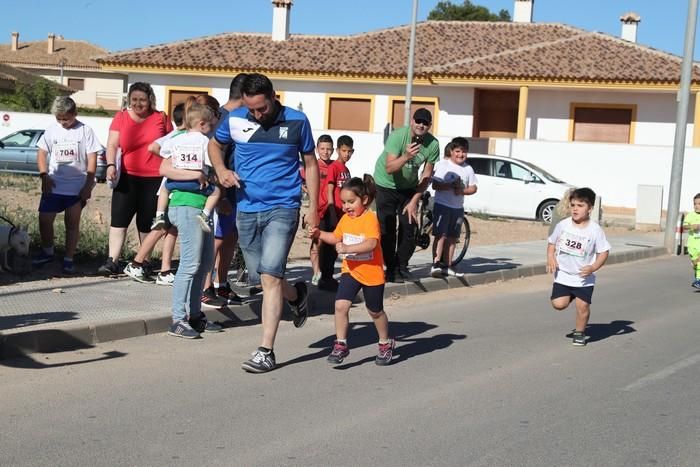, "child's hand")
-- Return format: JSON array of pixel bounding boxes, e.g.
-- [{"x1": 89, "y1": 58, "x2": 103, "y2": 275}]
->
[
  {"x1": 579, "y1": 265, "x2": 594, "y2": 277},
  {"x1": 197, "y1": 171, "x2": 208, "y2": 190},
  {"x1": 546, "y1": 256, "x2": 558, "y2": 274},
  {"x1": 452, "y1": 180, "x2": 463, "y2": 195},
  {"x1": 336, "y1": 243, "x2": 348, "y2": 254},
  {"x1": 40, "y1": 175, "x2": 55, "y2": 194},
  {"x1": 309, "y1": 226, "x2": 320, "y2": 239}
]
